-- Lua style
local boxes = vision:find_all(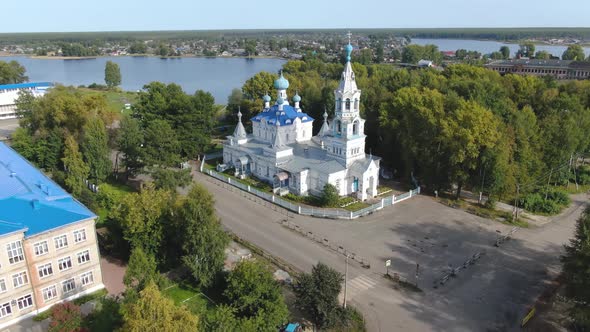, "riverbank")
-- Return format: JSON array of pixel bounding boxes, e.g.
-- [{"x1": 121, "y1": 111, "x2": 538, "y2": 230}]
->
[{"x1": 21, "y1": 53, "x2": 285, "y2": 60}]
